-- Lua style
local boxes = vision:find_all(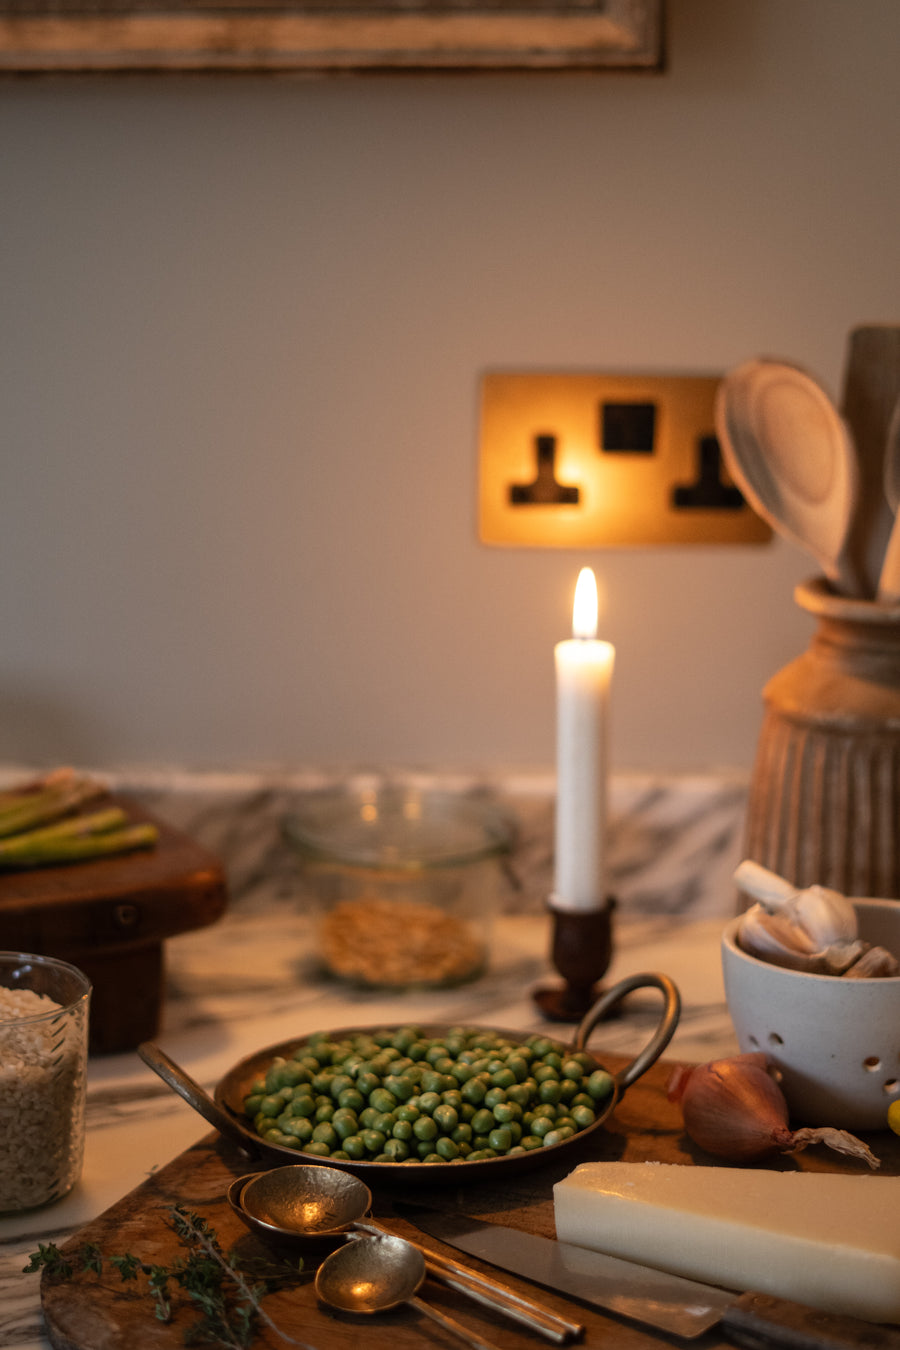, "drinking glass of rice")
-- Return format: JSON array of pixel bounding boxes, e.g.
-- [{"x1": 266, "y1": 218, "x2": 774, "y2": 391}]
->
[{"x1": 0, "y1": 953, "x2": 91, "y2": 1214}]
